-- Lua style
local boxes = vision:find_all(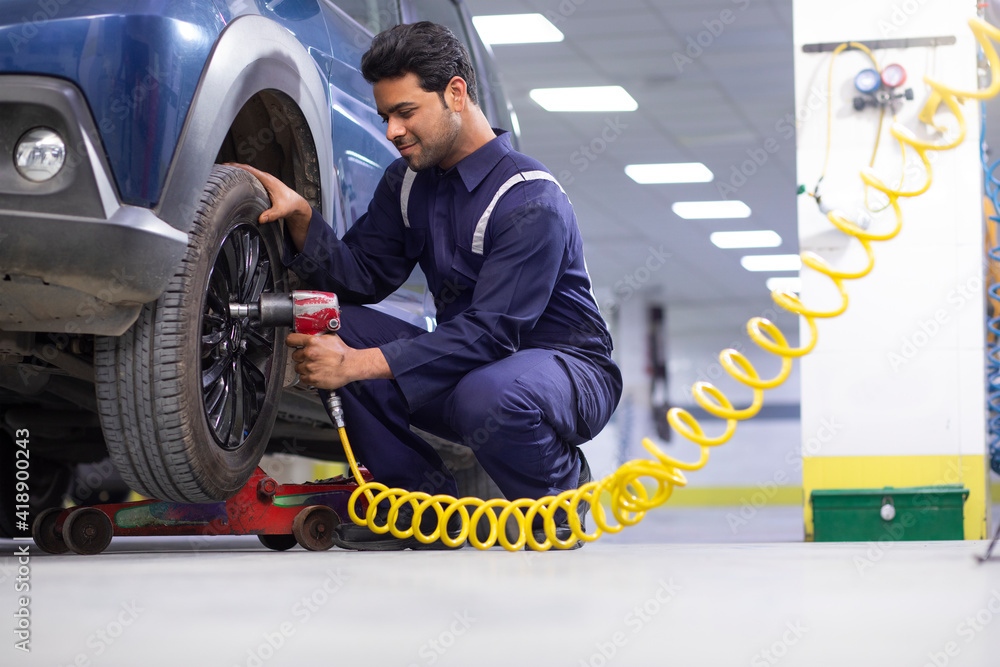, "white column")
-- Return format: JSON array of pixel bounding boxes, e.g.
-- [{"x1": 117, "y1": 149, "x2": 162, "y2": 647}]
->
[{"x1": 793, "y1": 0, "x2": 989, "y2": 538}]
